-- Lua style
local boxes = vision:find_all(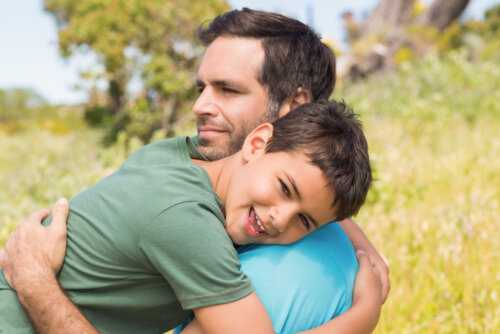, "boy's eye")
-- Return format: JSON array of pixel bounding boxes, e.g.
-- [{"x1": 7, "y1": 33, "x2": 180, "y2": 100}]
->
[
  {"x1": 279, "y1": 179, "x2": 291, "y2": 198},
  {"x1": 299, "y1": 214, "x2": 310, "y2": 231}
]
